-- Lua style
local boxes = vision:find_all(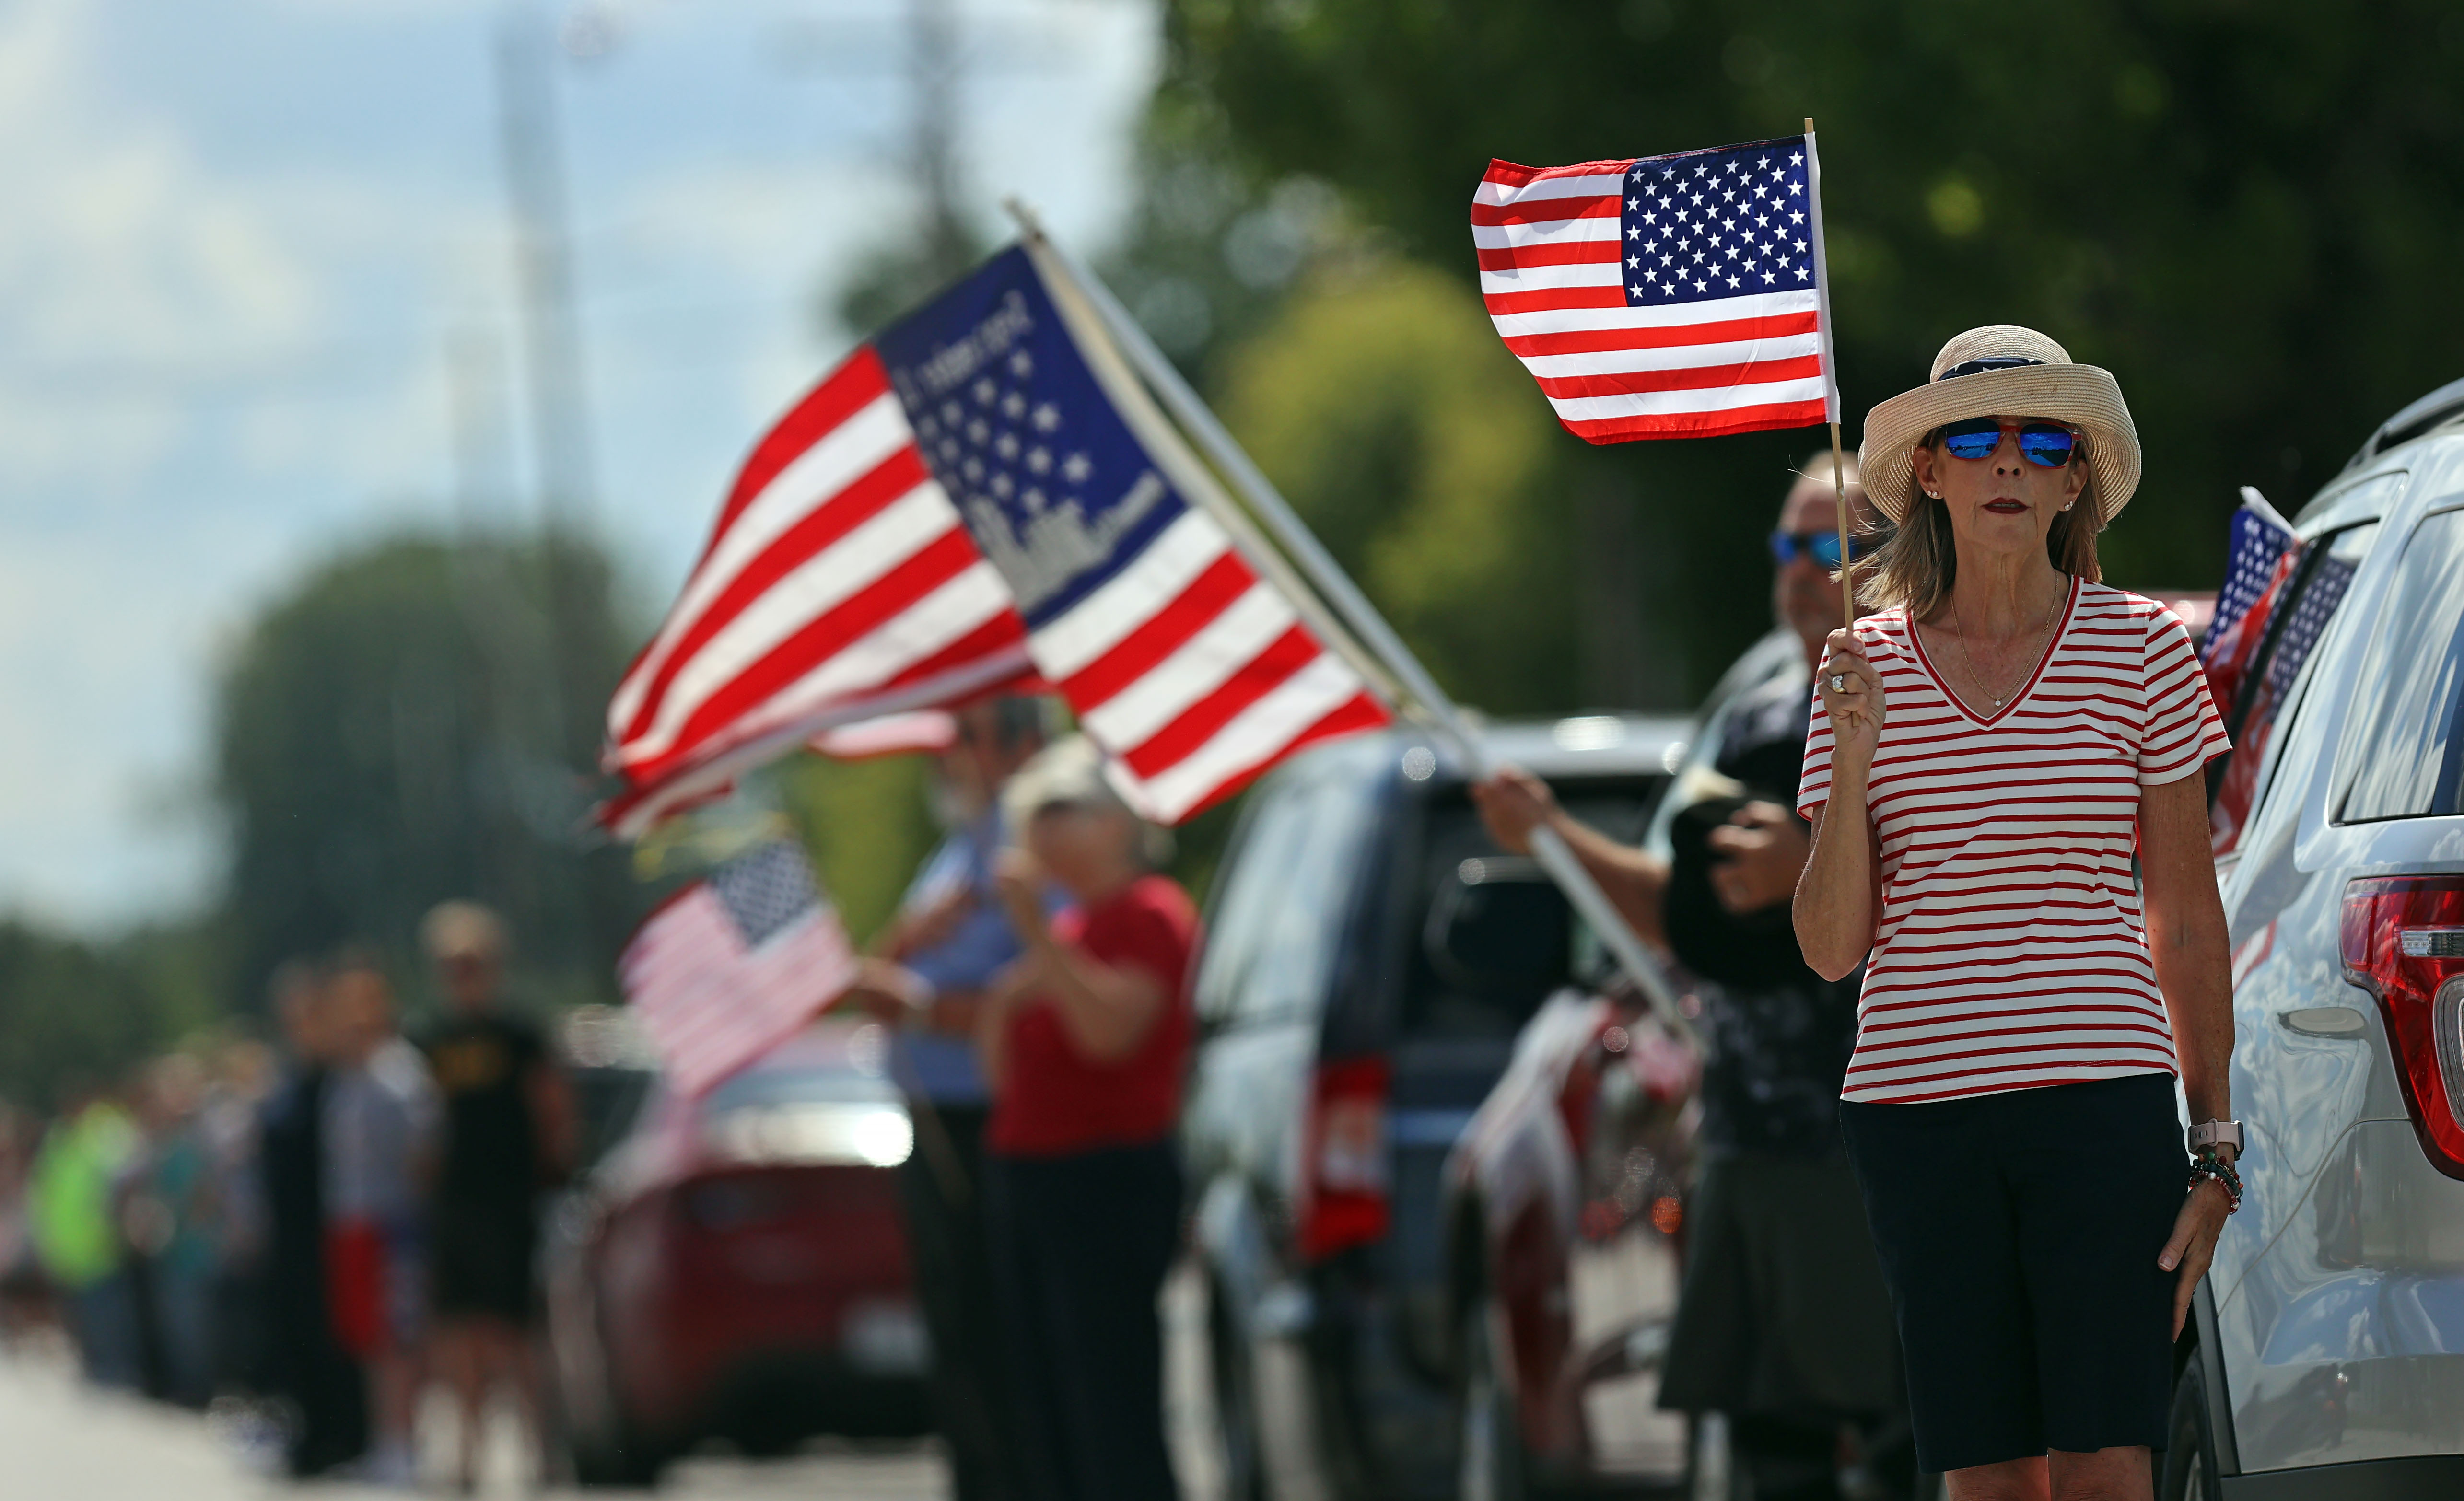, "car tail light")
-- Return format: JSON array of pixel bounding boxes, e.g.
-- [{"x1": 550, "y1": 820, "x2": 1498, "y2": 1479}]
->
[
  {"x1": 1295, "y1": 1057, "x2": 1390, "y2": 1261},
  {"x1": 2338, "y1": 876, "x2": 2464, "y2": 1178}
]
